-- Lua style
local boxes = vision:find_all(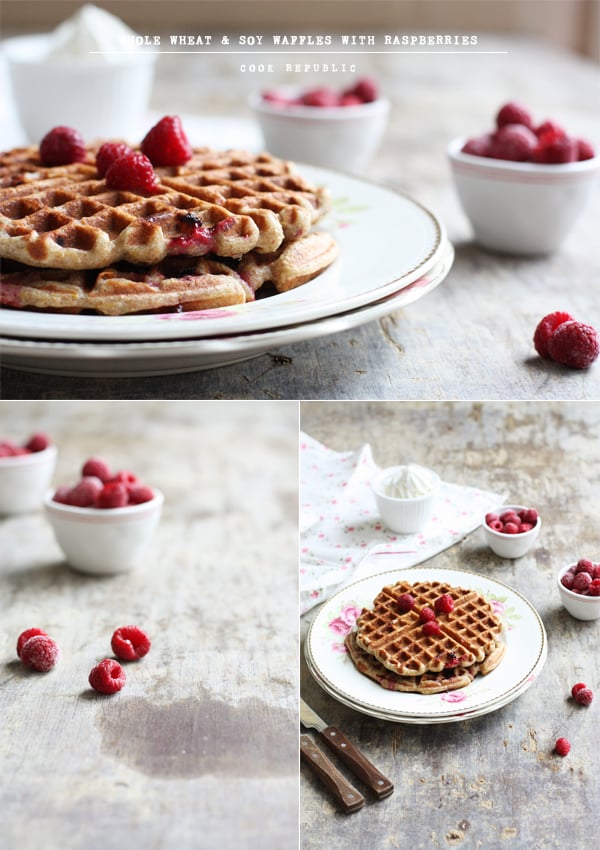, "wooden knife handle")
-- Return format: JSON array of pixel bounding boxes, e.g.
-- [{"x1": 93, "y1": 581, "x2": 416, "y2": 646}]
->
[
  {"x1": 320, "y1": 726, "x2": 394, "y2": 799},
  {"x1": 300, "y1": 735, "x2": 365, "y2": 814}
]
